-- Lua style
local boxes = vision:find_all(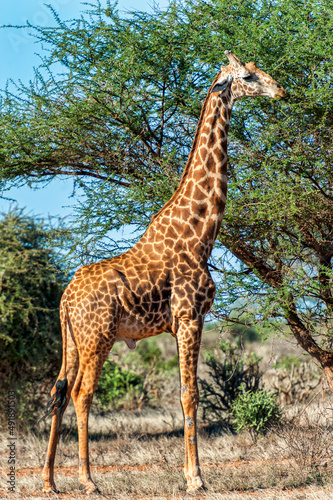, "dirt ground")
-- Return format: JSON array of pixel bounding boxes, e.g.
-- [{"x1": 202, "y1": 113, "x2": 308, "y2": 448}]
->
[
  {"x1": 1, "y1": 401, "x2": 333, "y2": 500},
  {"x1": 1, "y1": 335, "x2": 333, "y2": 499},
  {"x1": 7, "y1": 462, "x2": 333, "y2": 500}
]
